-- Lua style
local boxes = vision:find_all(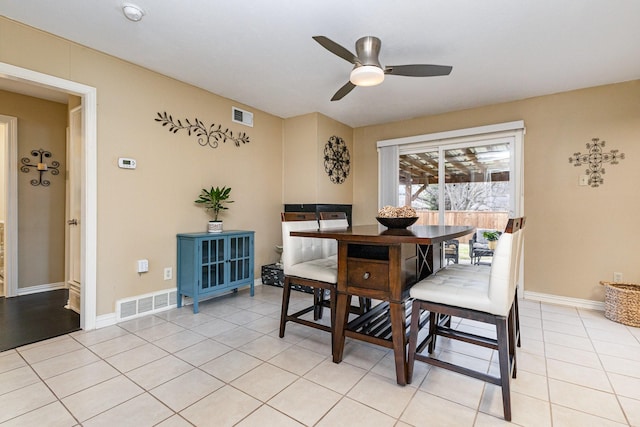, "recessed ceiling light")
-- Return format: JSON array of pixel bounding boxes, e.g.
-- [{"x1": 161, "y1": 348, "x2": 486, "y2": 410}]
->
[{"x1": 122, "y1": 3, "x2": 145, "y2": 22}]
